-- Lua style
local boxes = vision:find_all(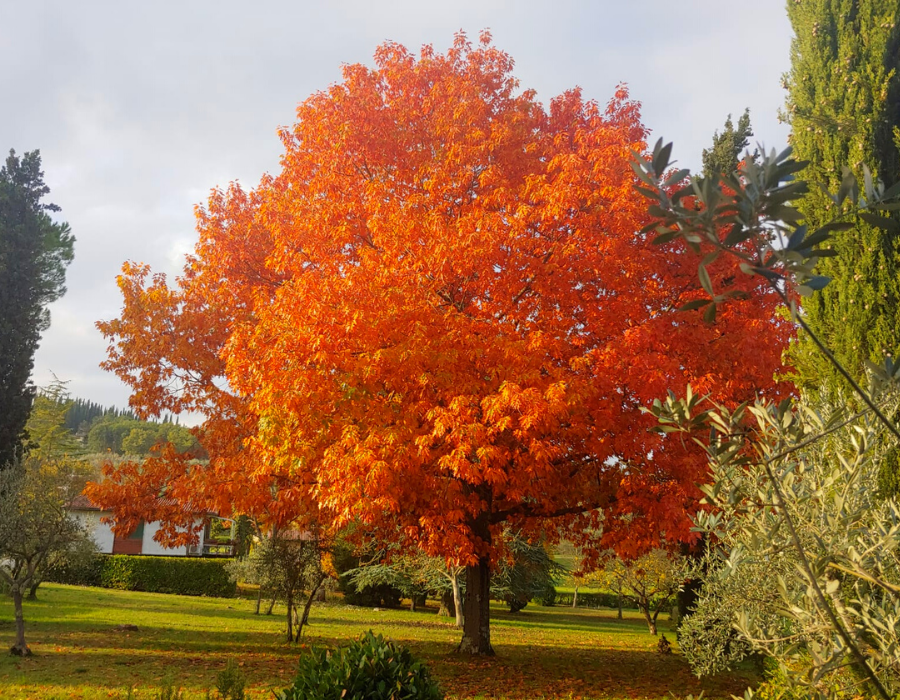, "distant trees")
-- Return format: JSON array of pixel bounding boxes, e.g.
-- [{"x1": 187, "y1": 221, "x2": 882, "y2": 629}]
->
[
  {"x1": 17, "y1": 387, "x2": 200, "y2": 458},
  {"x1": 86, "y1": 414, "x2": 200, "y2": 456},
  {"x1": 64, "y1": 398, "x2": 137, "y2": 437},
  {"x1": 0, "y1": 149, "x2": 74, "y2": 467}
]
